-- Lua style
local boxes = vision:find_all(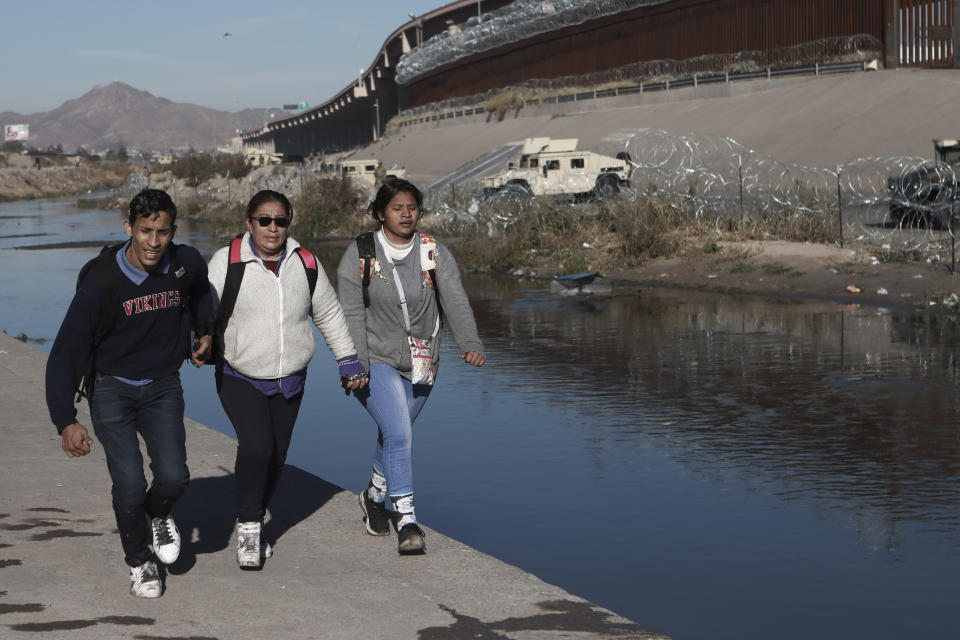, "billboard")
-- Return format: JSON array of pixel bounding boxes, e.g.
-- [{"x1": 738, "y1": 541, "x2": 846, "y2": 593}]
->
[{"x1": 4, "y1": 124, "x2": 29, "y2": 141}]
